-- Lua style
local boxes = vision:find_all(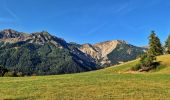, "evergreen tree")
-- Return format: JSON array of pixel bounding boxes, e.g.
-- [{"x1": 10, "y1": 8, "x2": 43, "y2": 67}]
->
[
  {"x1": 0, "y1": 65, "x2": 8, "y2": 77},
  {"x1": 148, "y1": 31, "x2": 163, "y2": 56},
  {"x1": 165, "y1": 35, "x2": 170, "y2": 54},
  {"x1": 132, "y1": 31, "x2": 162, "y2": 71}
]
